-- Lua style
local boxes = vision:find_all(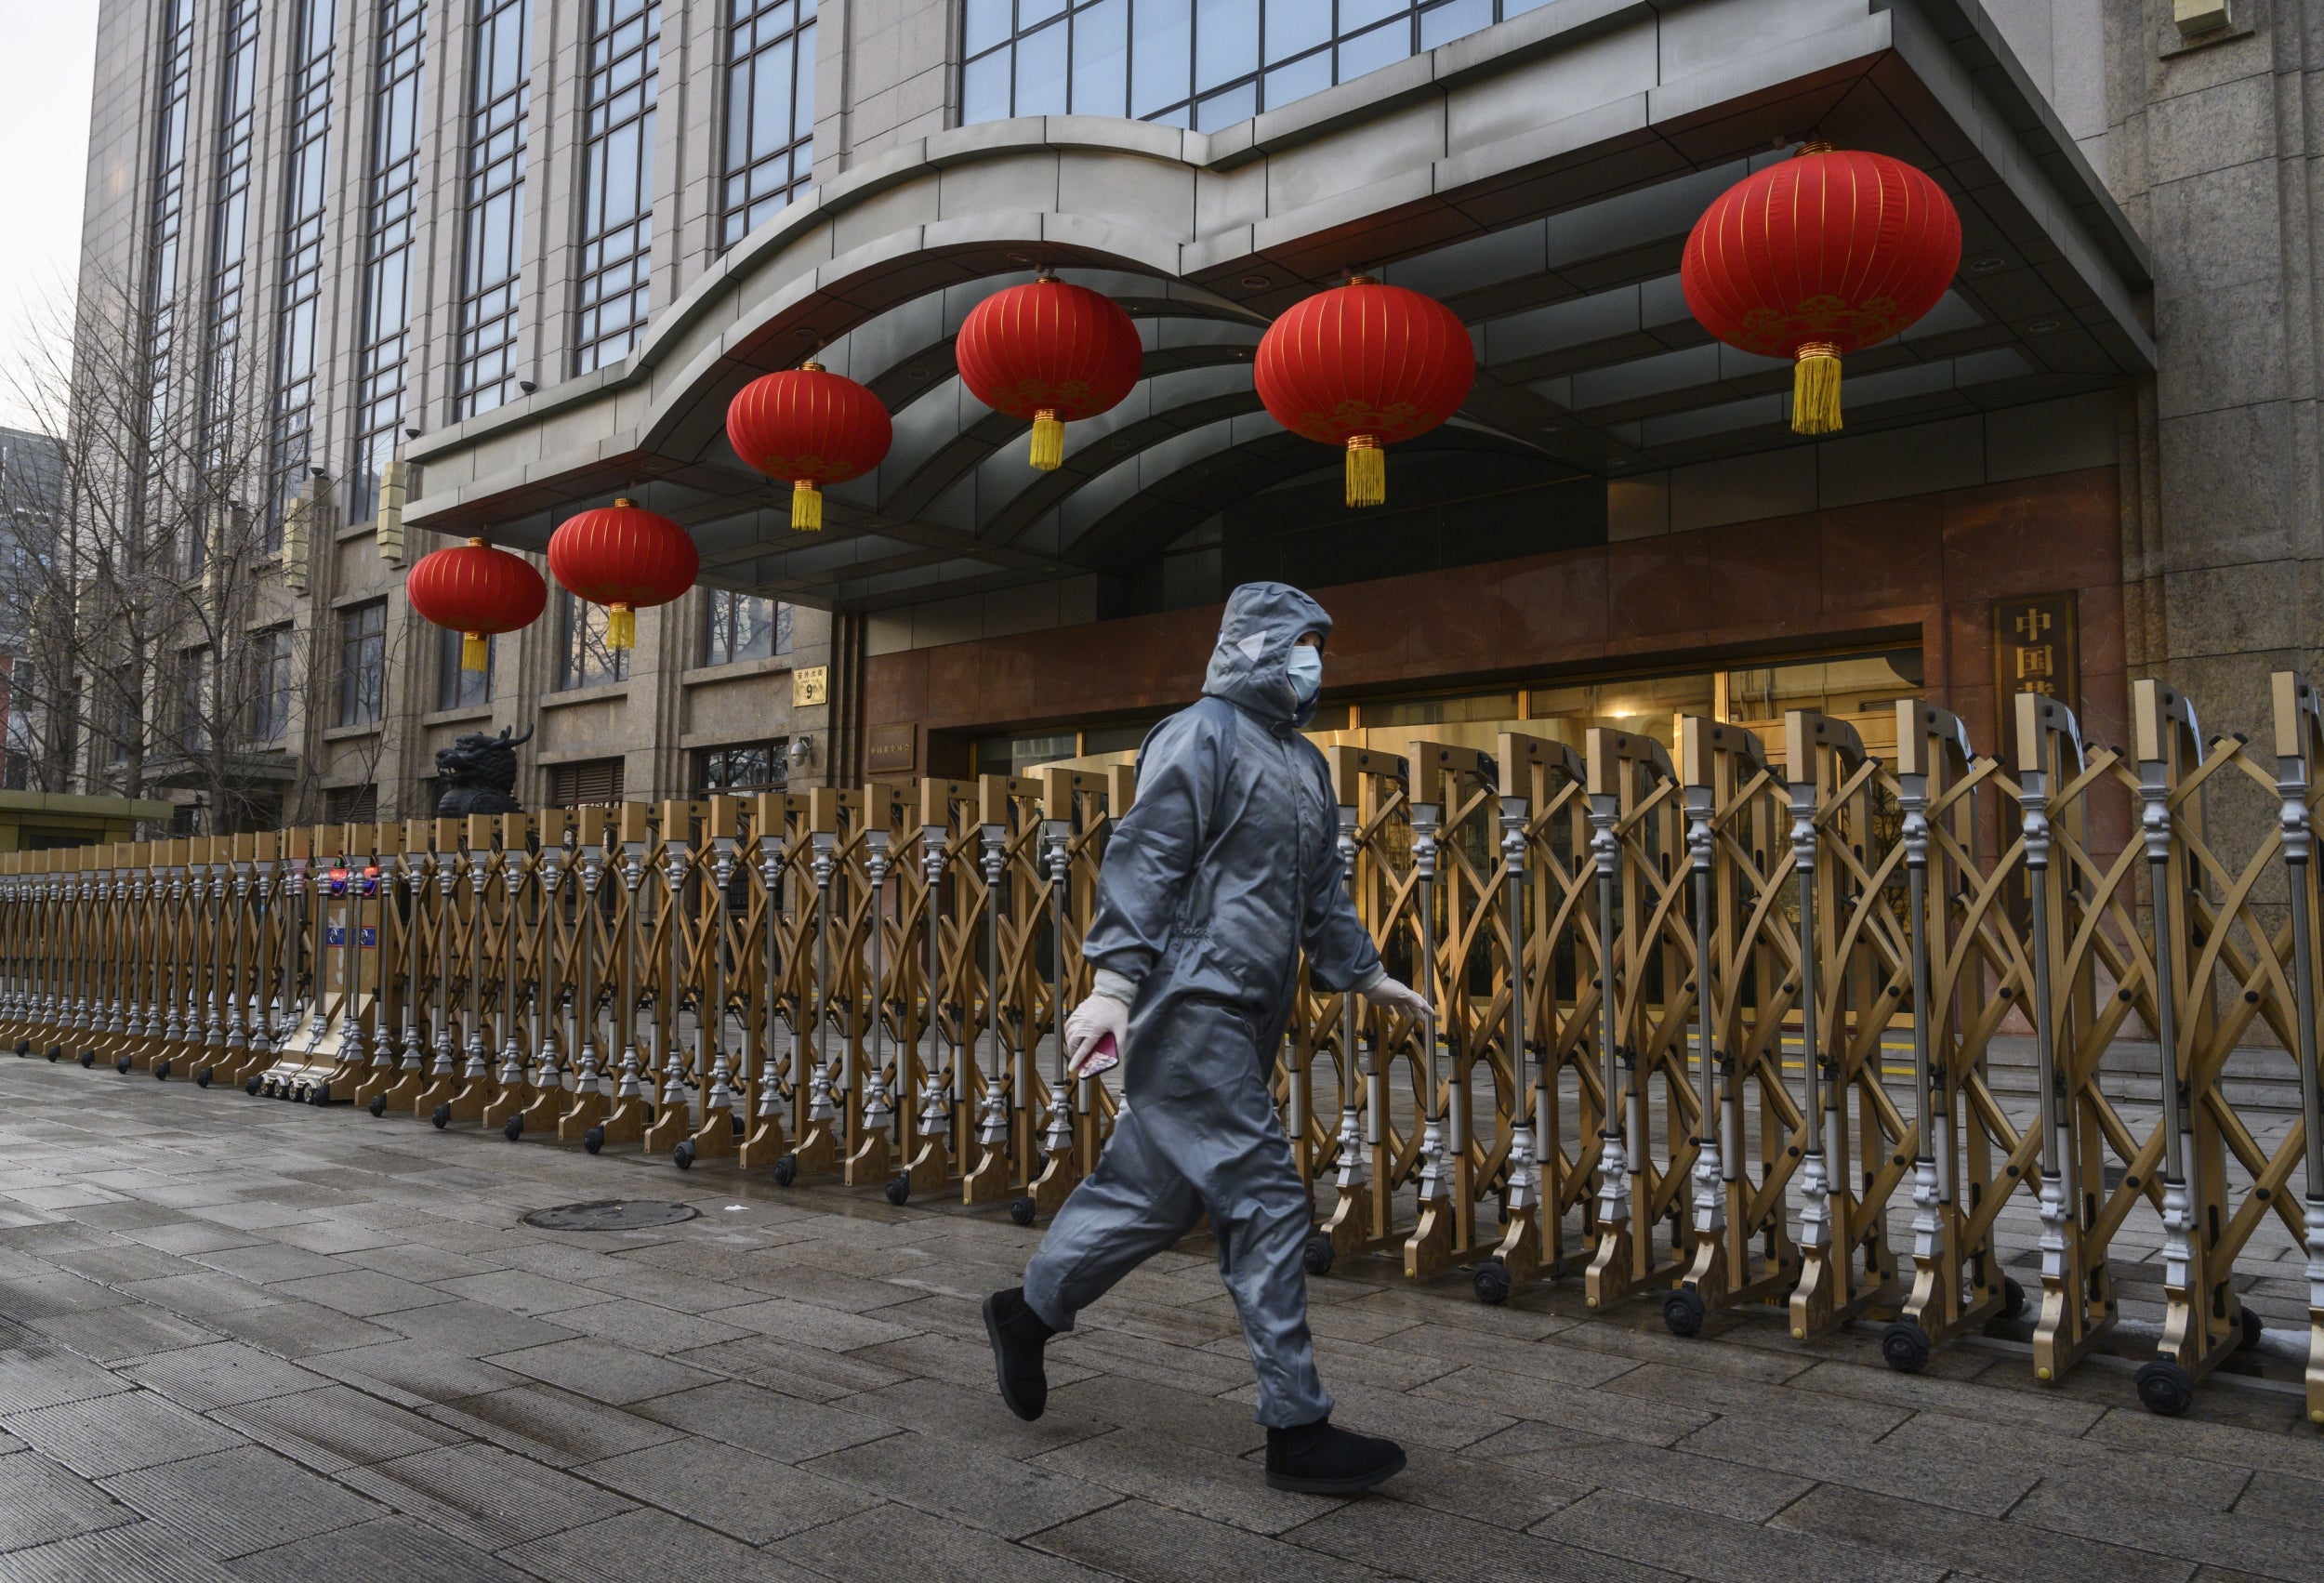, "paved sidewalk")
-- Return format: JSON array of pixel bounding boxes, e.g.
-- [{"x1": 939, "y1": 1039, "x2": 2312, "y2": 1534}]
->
[{"x1": 0, "y1": 1059, "x2": 2316, "y2": 1582}]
